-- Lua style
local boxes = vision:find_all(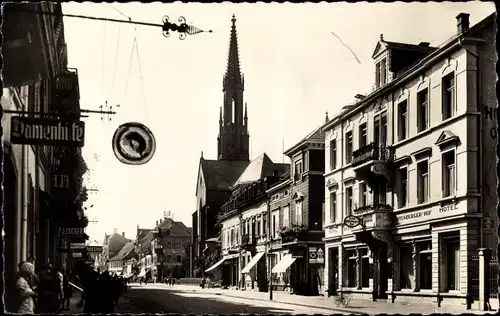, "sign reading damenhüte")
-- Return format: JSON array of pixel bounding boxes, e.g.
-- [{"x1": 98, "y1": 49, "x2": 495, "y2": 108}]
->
[{"x1": 11, "y1": 117, "x2": 85, "y2": 147}]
